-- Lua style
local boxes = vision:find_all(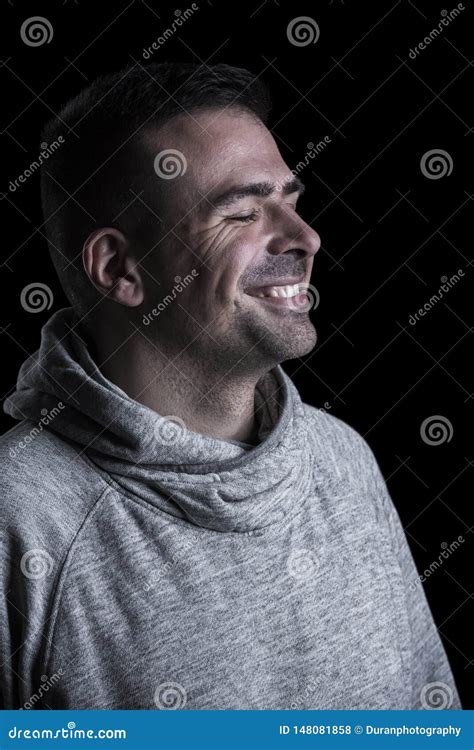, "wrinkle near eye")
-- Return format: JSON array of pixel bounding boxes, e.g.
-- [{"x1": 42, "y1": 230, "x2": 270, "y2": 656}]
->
[{"x1": 192, "y1": 222, "x2": 241, "y2": 265}]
